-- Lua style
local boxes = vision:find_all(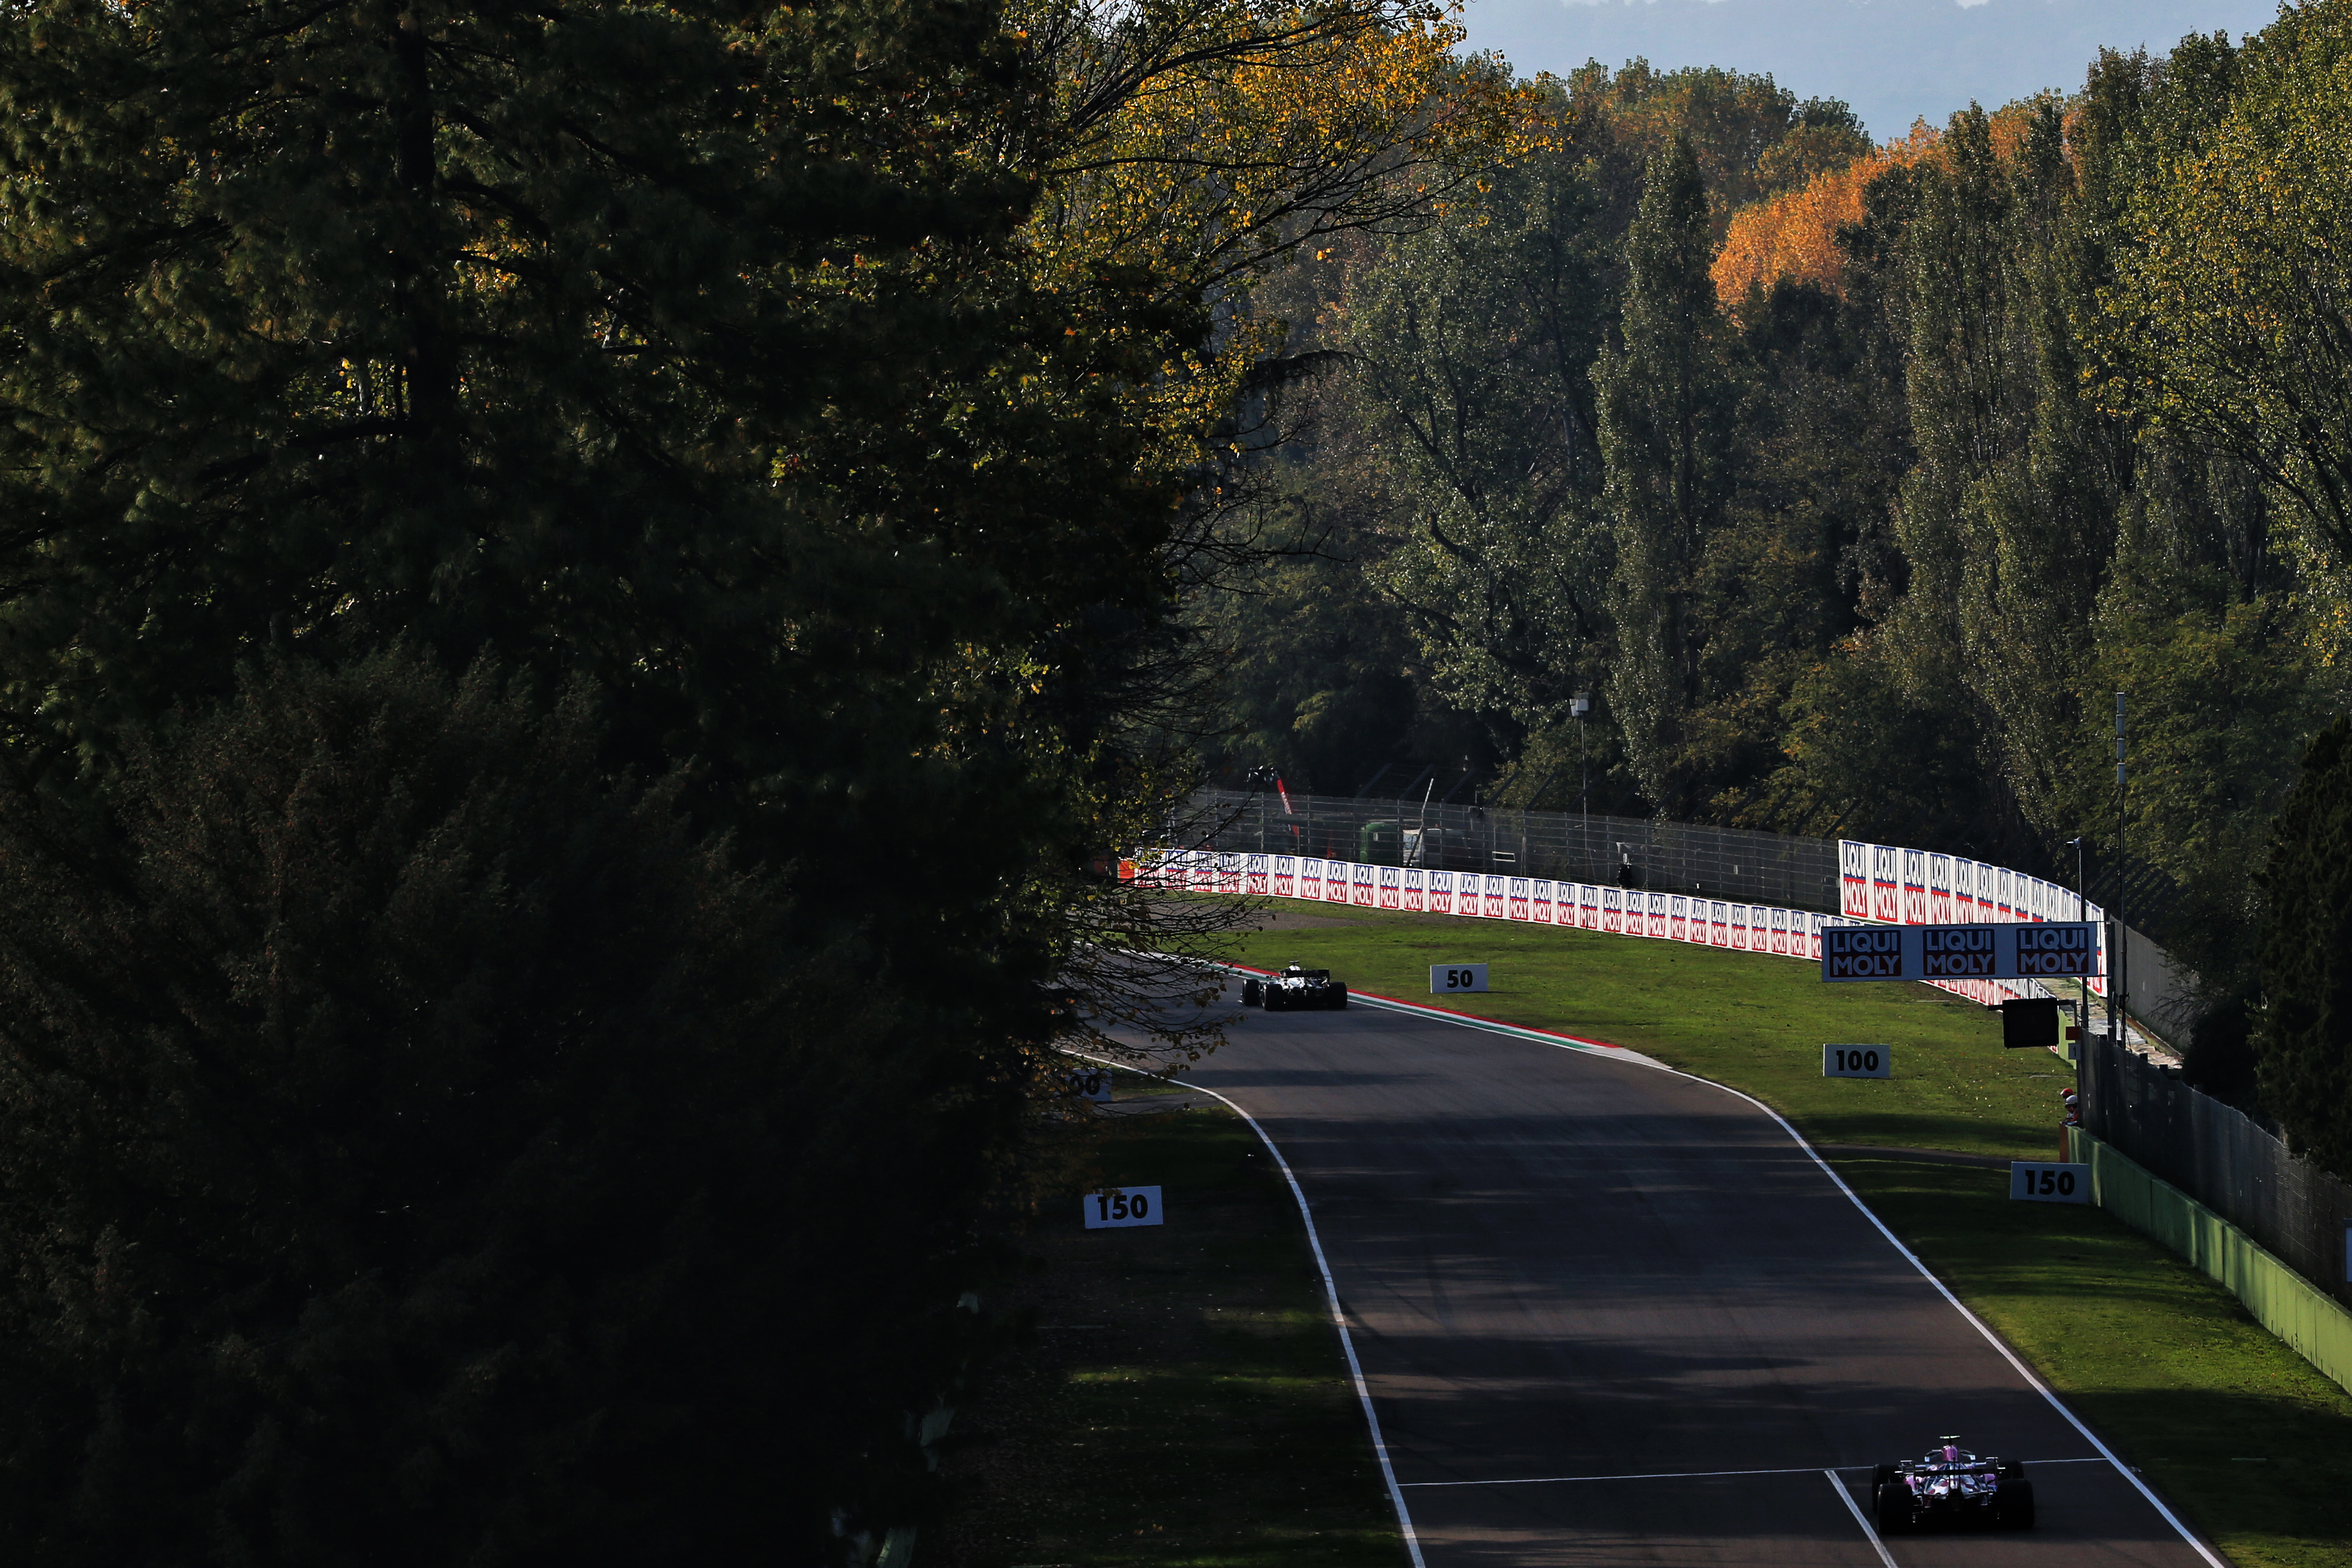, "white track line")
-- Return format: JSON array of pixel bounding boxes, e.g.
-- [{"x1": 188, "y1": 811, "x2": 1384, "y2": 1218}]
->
[
  {"x1": 1400, "y1": 1456, "x2": 2110, "y2": 1488},
  {"x1": 1826, "y1": 1469, "x2": 1901, "y2": 1568},
  {"x1": 1405, "y1": 1463, "x2": 1832, "y2": 1488},
  {"x1": 1063, "y1": 1050, "x2": 1426, "y2": 1568}
]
